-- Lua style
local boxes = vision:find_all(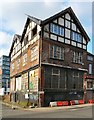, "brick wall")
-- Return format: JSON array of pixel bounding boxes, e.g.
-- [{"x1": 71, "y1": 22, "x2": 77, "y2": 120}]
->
[{"x1": 42, "y1": 38, "x2": 87, "y2": 70}]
